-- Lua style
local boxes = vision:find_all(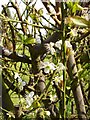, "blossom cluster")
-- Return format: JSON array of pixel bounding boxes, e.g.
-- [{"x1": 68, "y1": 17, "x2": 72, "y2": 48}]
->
[
  {"x1": 46, "y1": 40, "x2": 72, "y2": 55},
  {"x1": 39, "y1": 61, "x2": 65, "y2": 74},
  {"x1": 14, "y1": 72, "x2": 26, "y2": 91}
]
